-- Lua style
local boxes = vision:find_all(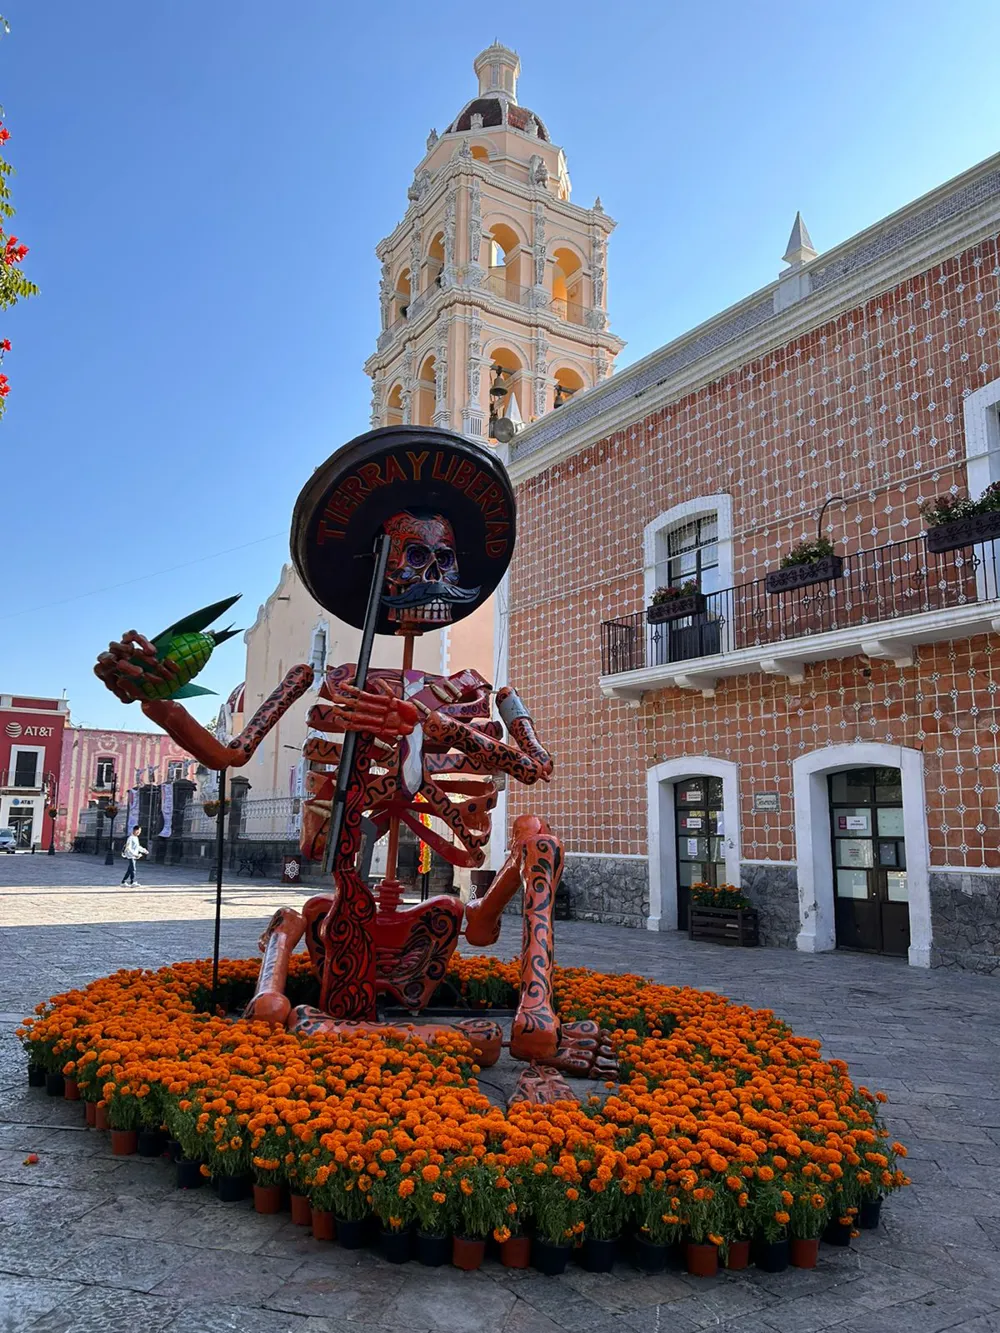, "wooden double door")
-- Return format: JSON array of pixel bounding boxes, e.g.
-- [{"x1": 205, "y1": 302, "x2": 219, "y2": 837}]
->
[{"x1": 828, "y1": 767, "x2": 909, "y2": 957}]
